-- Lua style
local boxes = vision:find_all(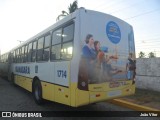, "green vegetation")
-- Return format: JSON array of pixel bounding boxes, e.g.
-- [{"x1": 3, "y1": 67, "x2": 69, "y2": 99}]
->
[
  {"x1": 138, "y1": 51, "x2": 156, "y2": 58},
  {"x1": 56, "y1": 0, "x2": 78, "y2": 21},
  {"x1": 138, "y1": 51, "x2": 145, "y2": 58},
  {"x1": 148, "y1": 52, "x2": 156, "y2": 58}
]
